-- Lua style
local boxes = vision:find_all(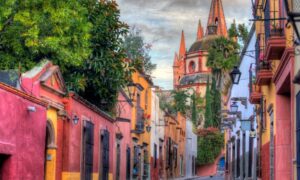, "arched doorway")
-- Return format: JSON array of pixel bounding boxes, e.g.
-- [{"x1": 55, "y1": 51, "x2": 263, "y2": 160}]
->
[{"x1": 44, "y1": 120, "x2": 56, "y2": 180}]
